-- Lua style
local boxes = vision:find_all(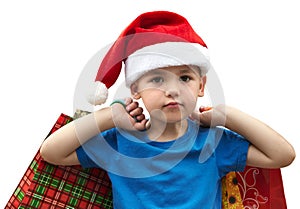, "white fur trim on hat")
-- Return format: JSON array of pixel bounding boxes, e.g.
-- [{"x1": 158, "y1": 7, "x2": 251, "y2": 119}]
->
[
  {"x1": 87, "y1": 81, "x2": 108, "y2": 105},
  {"x1": 125, "y1": 42, "x2": 210, "y2": 87}
]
